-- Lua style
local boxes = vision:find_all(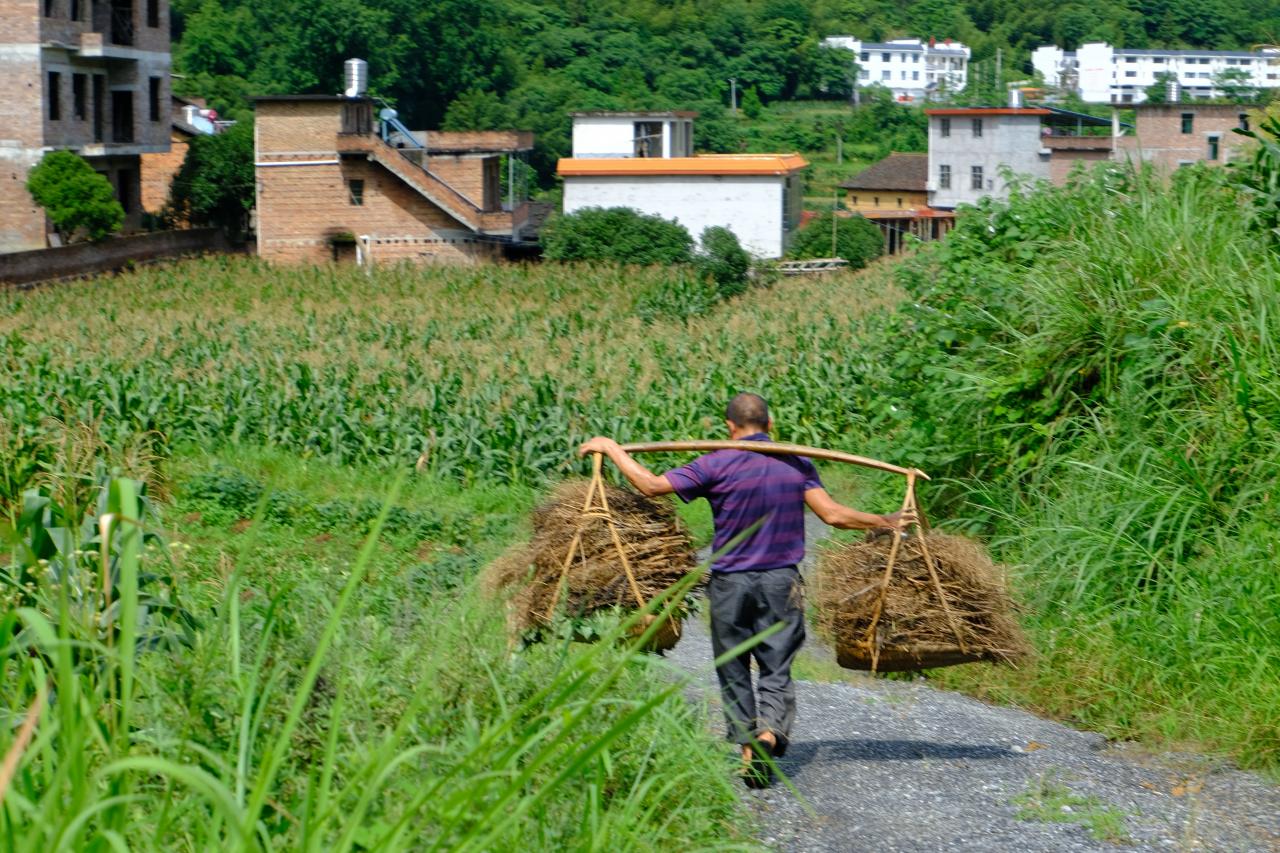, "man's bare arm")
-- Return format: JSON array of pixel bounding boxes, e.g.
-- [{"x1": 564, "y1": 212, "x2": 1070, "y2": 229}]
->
[
  {"x1": 577, "y1": 436, "x2": 676, "y2": 497},
  {"x1": 804, "y1": 487, "x2": 910, "y2": 530}
]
